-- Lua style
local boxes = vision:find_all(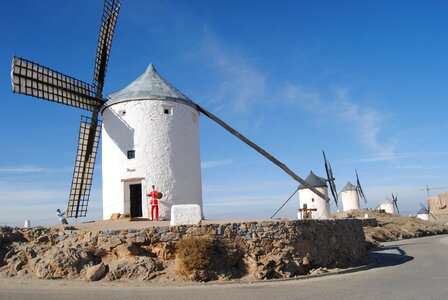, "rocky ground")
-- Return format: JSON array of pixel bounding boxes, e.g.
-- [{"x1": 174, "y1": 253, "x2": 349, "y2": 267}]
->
[
  {"x1": 1, "y1": 213, "x2": 447, "y2": 285},
  {"x1": 0, "y1": 219, "x2": 366, "y2": 283},
  {"x1": 333, "y1": 210, "x2": 448, "y2": 248}
]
